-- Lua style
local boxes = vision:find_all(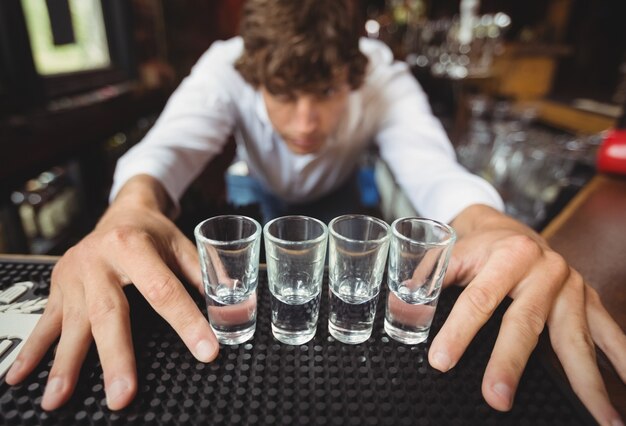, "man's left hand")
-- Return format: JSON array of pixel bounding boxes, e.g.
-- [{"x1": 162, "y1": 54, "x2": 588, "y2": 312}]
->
[{"x1": 429, "y1": 204, "x2": 626, "y2": 426}]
